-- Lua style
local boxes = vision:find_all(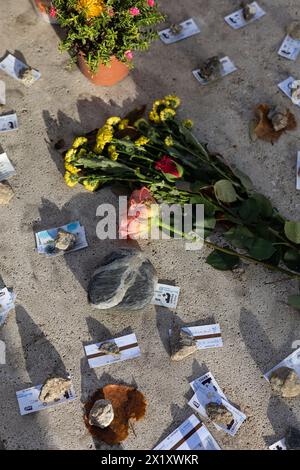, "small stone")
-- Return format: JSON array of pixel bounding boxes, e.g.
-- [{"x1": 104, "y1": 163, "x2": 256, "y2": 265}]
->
[
  {"x1": 199, "y1": 57, "x2": 222, "y2": 82},
  {"x1": 170, "y1": 23, "x2": 183, "y2": 35},
  {"x1": 291, "y1": 80, "x2": 300, "y2": 105},
  {"x1": 285, "y1": 427, "x2": 300, "y2": 450},
  {"x1": 18, "y1": 67, "x2": 35, "y2": 87},
  {"x1": 270, "y1": 367, "x2": 300, "y2": 398},
  {"x1": 0, "y1": 181, "x2": 14, "y2": 205},
  {"x1": 89, "y1": 399, "x2": 114, "y2": 429},
  {"x1": 88, "y1": 248, "x2": 157, "y2": 311},
  {"x1": 242, "y1": 2, "x2": 257, "y2": 21},
  {"x1": 98, "y1": 340, "x2": 120, "y2": 356},
  {"x1": 54, "y1": 229, "x2": 76, "y2": 251},
  {"x1": 287, "y1": 21, "x2": 300, "y2": 40},
  {"x1": 39, "y1": 377, "x2": 71, "y2": 403},
  {"x1": 205, "y1": 402, "x2": 234, "y2": 427},
  {"x1": 170, "y1": 324, "x2": 197, "y2": 361},
  {"x1": 267, "y1": 106, "x2": 289, "y2": 132}
]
